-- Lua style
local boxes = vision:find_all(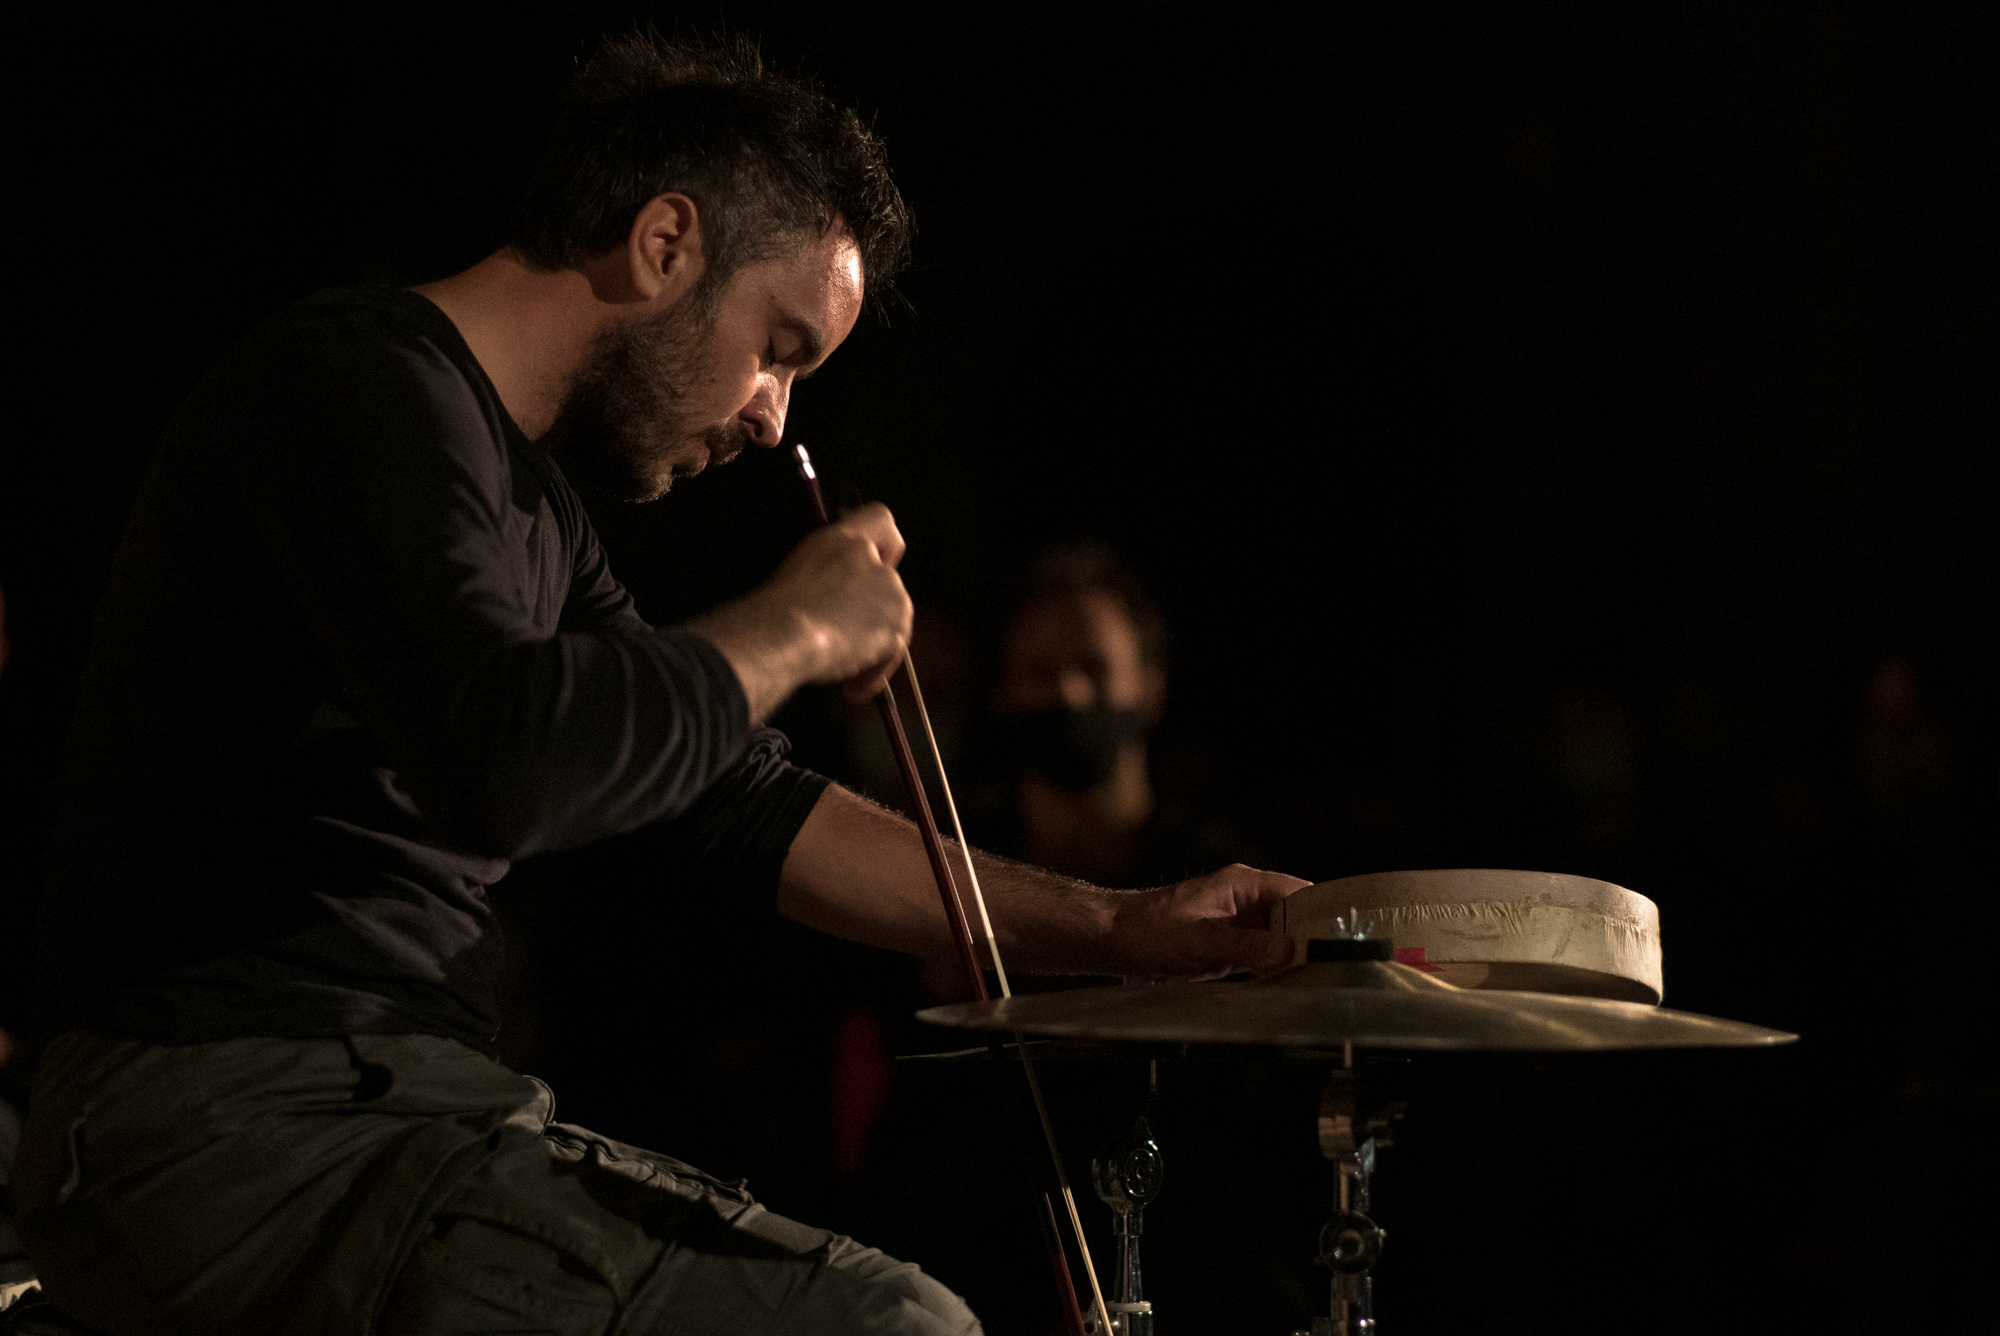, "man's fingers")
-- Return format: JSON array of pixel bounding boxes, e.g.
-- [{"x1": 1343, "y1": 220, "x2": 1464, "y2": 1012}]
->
[
  {"x1": 1113, "y1": 873, "x2": 1311, "y2": 979},
  {"x1": 840, "y1": 652, "x2": 902, "y2": 704},
  {"x1": 1191, "y1": 864, "x2": 1312, "y2": 923},
  {"x1": 1238, "y1": 867, "x2": 1312, "y2": 905},
  {"x1": 1192, "y1": 922, "x2": 1296, "y2": 977},
  {"x1": 838, "y1": 502, "x2": 906, "y2": 569},
  {"x1": 1226, "y1": 925, "x2": 1296, "y2": 974}
]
